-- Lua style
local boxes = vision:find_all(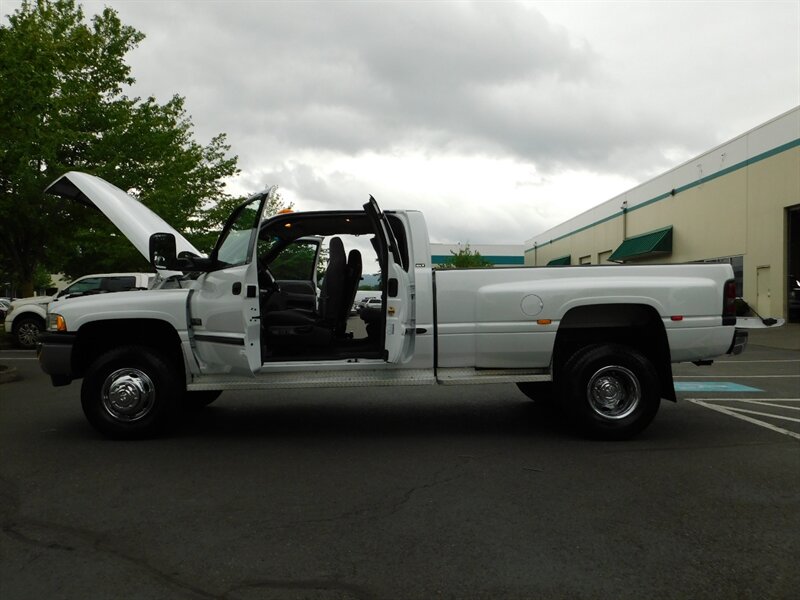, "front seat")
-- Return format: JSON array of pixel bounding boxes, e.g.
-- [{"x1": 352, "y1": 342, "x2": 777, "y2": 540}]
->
[
  {"x1": 263, "y1": 237, "x2": 347, "y2": 346},
  {"x1": 336, "y1": 249, "x2": 362, "y2": 337},
  {"x1": 318, "y1": 237, "x2": 347, "y2": 328}
]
